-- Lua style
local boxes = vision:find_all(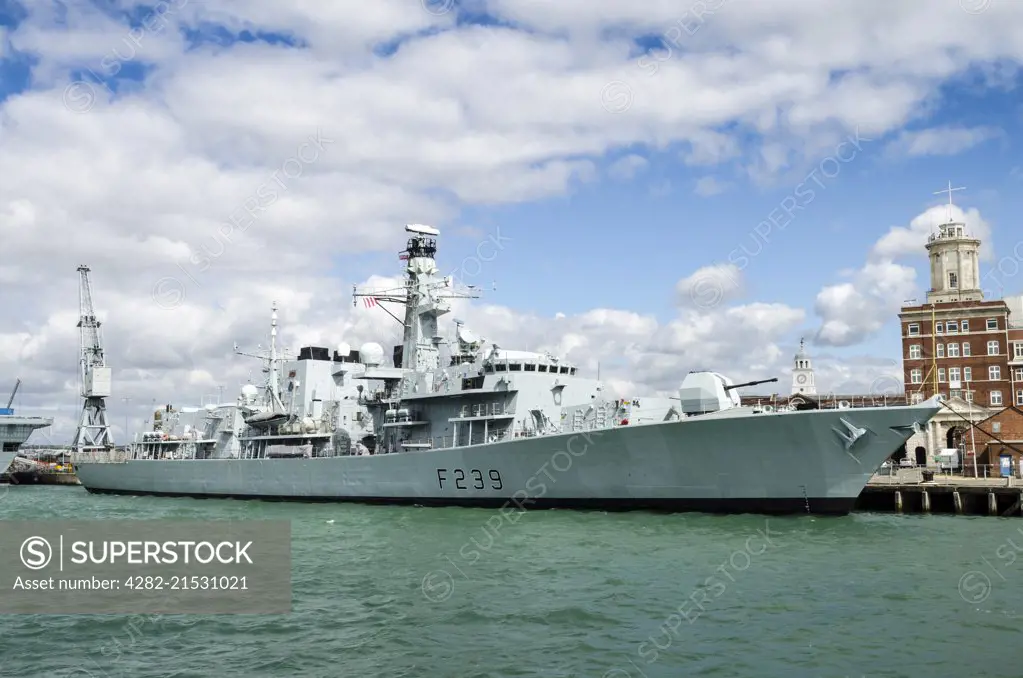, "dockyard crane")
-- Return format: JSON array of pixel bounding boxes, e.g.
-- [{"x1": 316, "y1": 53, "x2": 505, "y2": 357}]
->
[
  {"x1": 72, "y1": 265, "x2": 114, "y2": 454},
  {"x1": 6, "y1": 378, "x2": 20, "y2": 409}
]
